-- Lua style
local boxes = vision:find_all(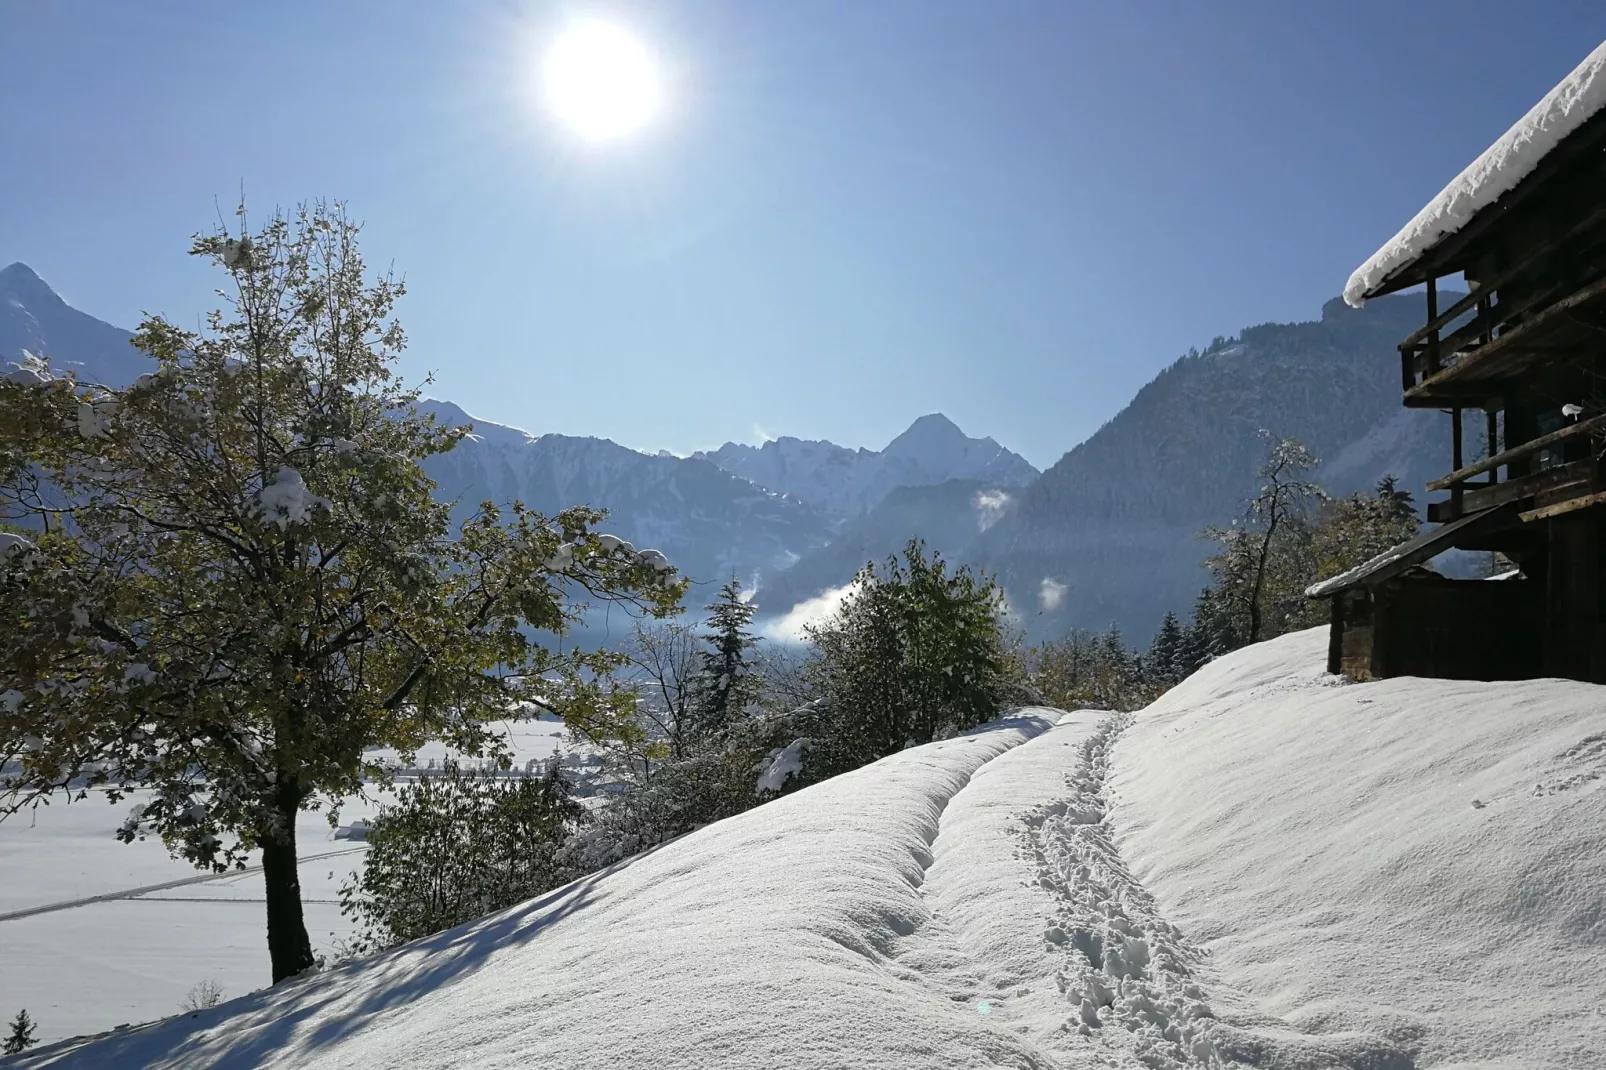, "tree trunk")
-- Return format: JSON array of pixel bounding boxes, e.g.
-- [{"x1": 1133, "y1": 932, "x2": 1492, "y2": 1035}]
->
[
  {"x1": 1249, "y1": 504, "x2": 1281, "y2": 644},
  {"x1": 261, "y1": 791, "x2": 316, "y2": 983}
]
